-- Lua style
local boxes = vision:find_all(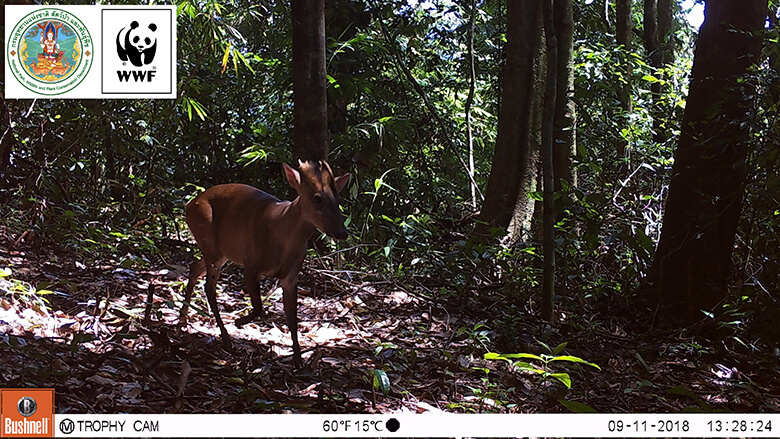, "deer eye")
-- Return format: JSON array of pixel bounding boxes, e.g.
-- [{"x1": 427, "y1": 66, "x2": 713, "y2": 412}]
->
[{"x1": 313, "y1": 194, "x2": 322, "y2": 206}]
